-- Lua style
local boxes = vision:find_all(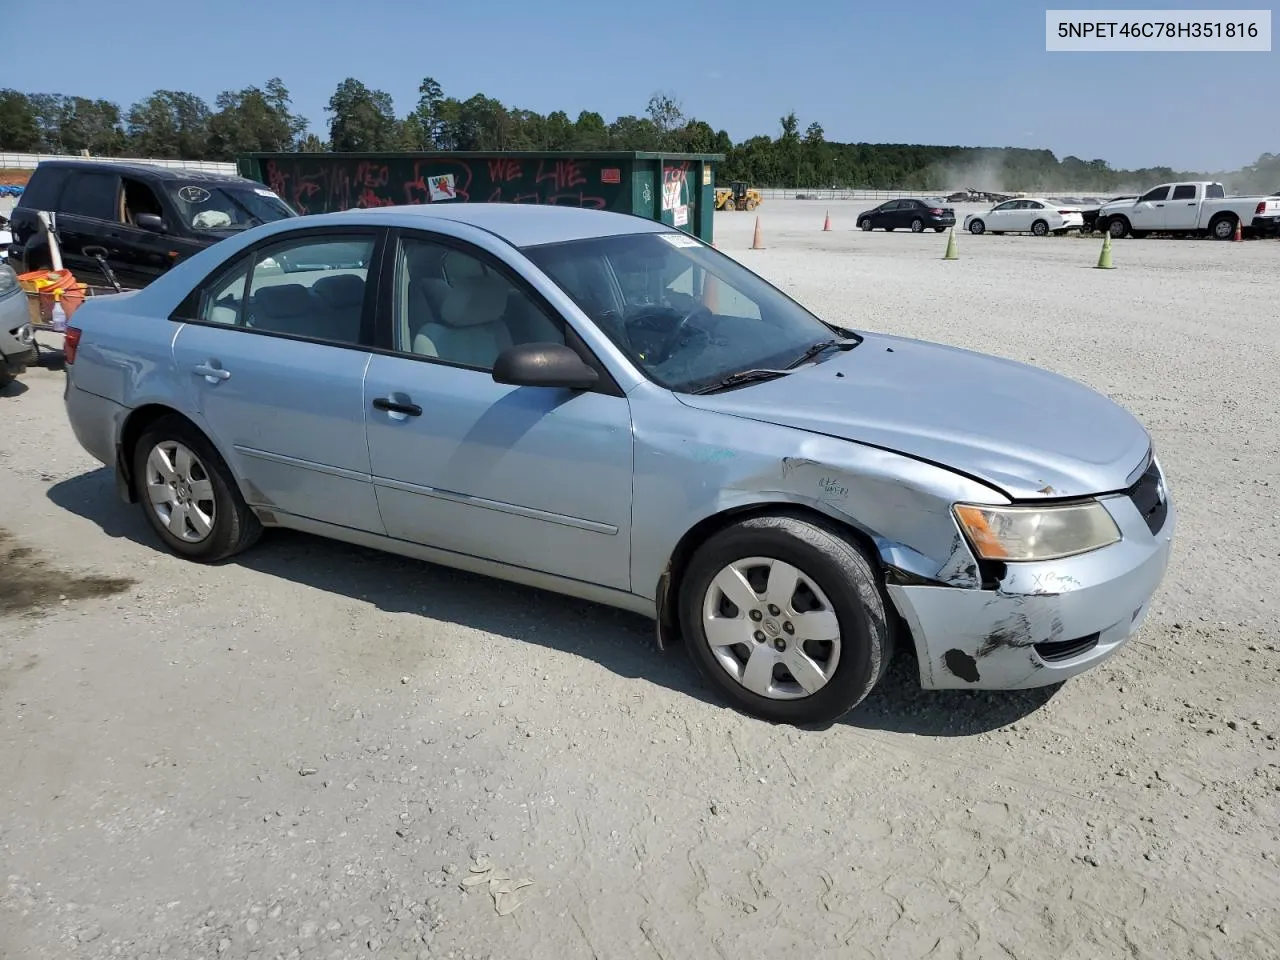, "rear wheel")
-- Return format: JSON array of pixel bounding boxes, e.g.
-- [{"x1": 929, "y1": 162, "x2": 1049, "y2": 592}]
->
[
  {"x1": 722, "y1": 199, "x2": 735, "y2": 212},
  {"x1": 679, "y1": 515, "x2": 891, "y2": 725},
  {"x1": 1031, "y1": 219, "x2": 1049, "y2": 236},
  {"x1": 745, "y1": 199, "x2": 757, "y2": 211},
  {"x1": 132, "y1": 415, "x2": 262, "y2": 563},
  {"x1": 910, "y1": 218, "x2": 924, "y2": 233},
  {"x1": 1210, "y1": 215, "x2": 1236, "y2": 240}
]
